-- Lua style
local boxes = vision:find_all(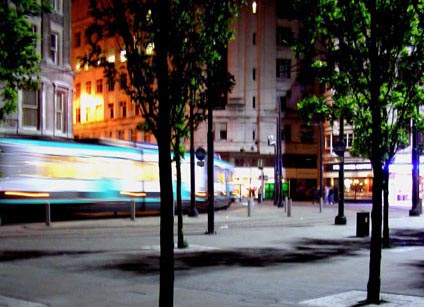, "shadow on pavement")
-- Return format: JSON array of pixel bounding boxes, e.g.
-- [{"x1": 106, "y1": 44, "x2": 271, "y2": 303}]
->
[
  {"x1": 0, "y1": 229, "x2": 422, "y2": 279},
  {"x1": 100, "y1": 237, "x2": 371, "y2": 274}
]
